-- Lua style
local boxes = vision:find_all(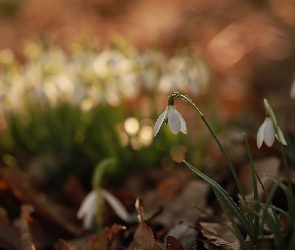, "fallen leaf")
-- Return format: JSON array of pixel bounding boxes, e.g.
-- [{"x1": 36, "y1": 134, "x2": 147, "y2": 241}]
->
[
  {"x1": 239, "y1": 157, "x2": 280, "y2": 205},
  {"x1": 130, "y1": 198, "x2": 163, "y2": 250},
  {"x1": 165, "y1": 236, "x2": 185, "y2": 250},
  {"x1": 20, "y1": 204, "x2": 36, "y2": 250},
  {"x1": 154, "y1": 180, "x2": 210, "y2": 227},
  {"x1": 200, "y1": 222, "x2": 241, "y2": 250},
  {"x1": 86, "y1": 234, "x2": 100, "y2": 250},
  {"x1": 157, "y1": 177, "x2": 181, "y2": 200},
  {"x1": 0, "y1": 166, "x2": 82, "y2": 236},
  {"x1": 165, "y1": 224, "x2": 198, "y2": 248},
  {"x1": 239, "y1": 157, "x2": 280, "y2": 194},
  {"x1": 105, "y1": 224, "x2": 126, "y2": 249},
  {"x1": 55, "y1": 239, "x2": 74, "y2": 250}
]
